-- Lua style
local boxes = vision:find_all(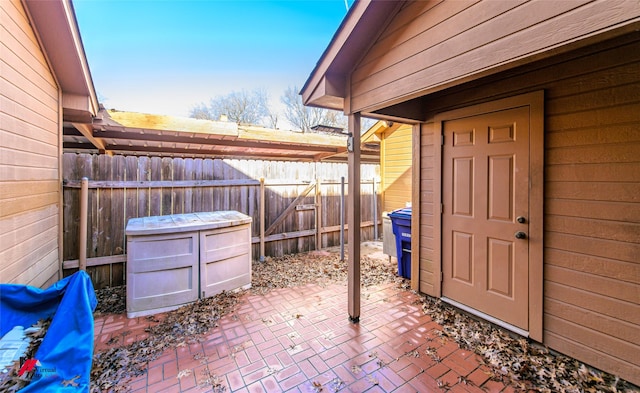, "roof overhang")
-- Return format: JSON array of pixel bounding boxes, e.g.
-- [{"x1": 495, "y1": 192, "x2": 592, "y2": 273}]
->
[
  {"x1": 23, "y1": 0, "x2": 99, "y2": 123},
  {"x1": 302, "y1": 0, "x2": 640, "y2": 121},
  {"x1": 300, "y1": 0, "x2": 402, "y2": 113}
]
